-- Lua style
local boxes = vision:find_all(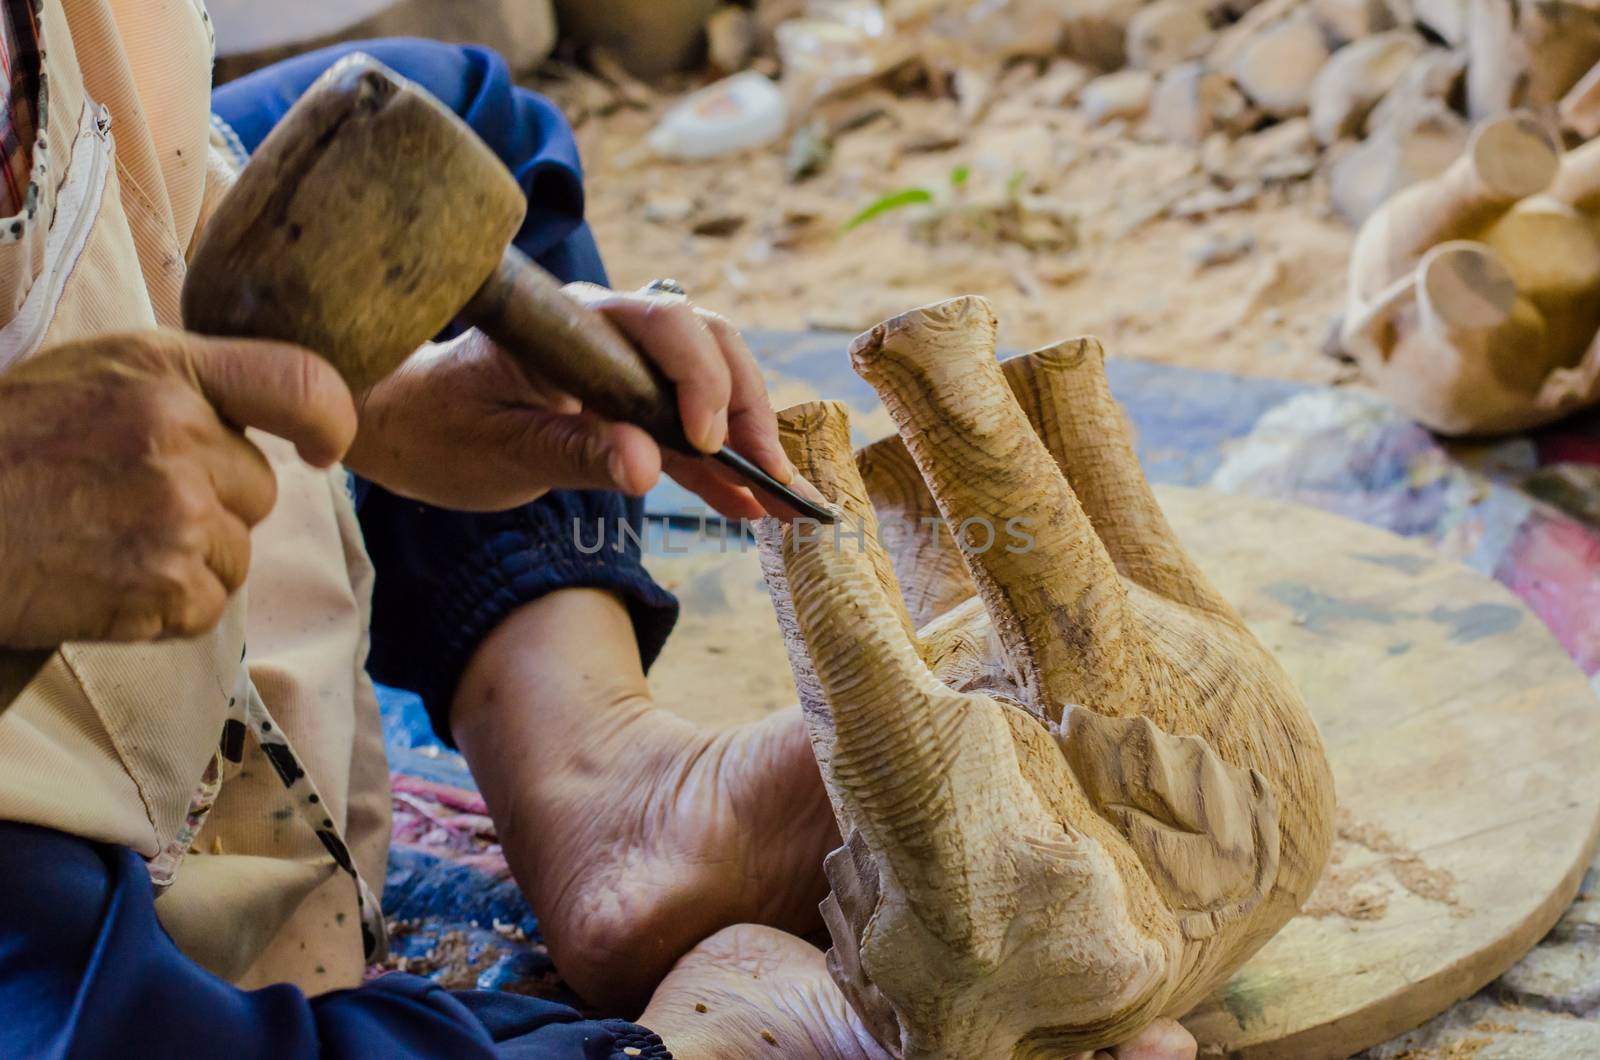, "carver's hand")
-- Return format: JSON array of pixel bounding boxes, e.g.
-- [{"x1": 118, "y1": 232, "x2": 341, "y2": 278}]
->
[
  {"x1": 0, "y1": 329, "x2": 356, "y2": 647},
  {"x1": 344, "y1": 285, "x2": 822, "y2": 517},
  {"x1": 638, "y1": 925, "x2": 1198, "y2": 1060}
]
